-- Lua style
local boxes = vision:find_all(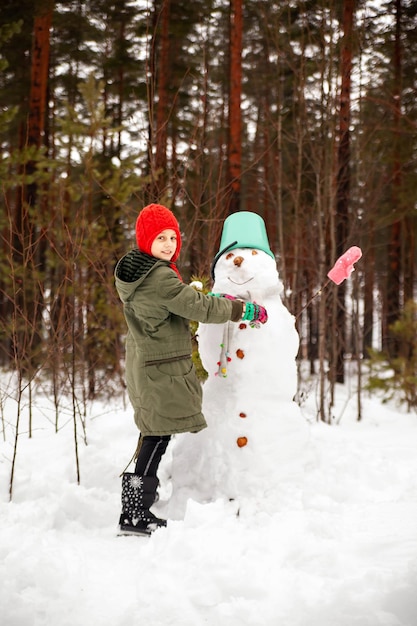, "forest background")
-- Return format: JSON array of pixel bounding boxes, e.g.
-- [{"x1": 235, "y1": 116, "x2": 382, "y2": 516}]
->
[{"x1": 1, "y1": 0, "x2": 417, "y2": 433}]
